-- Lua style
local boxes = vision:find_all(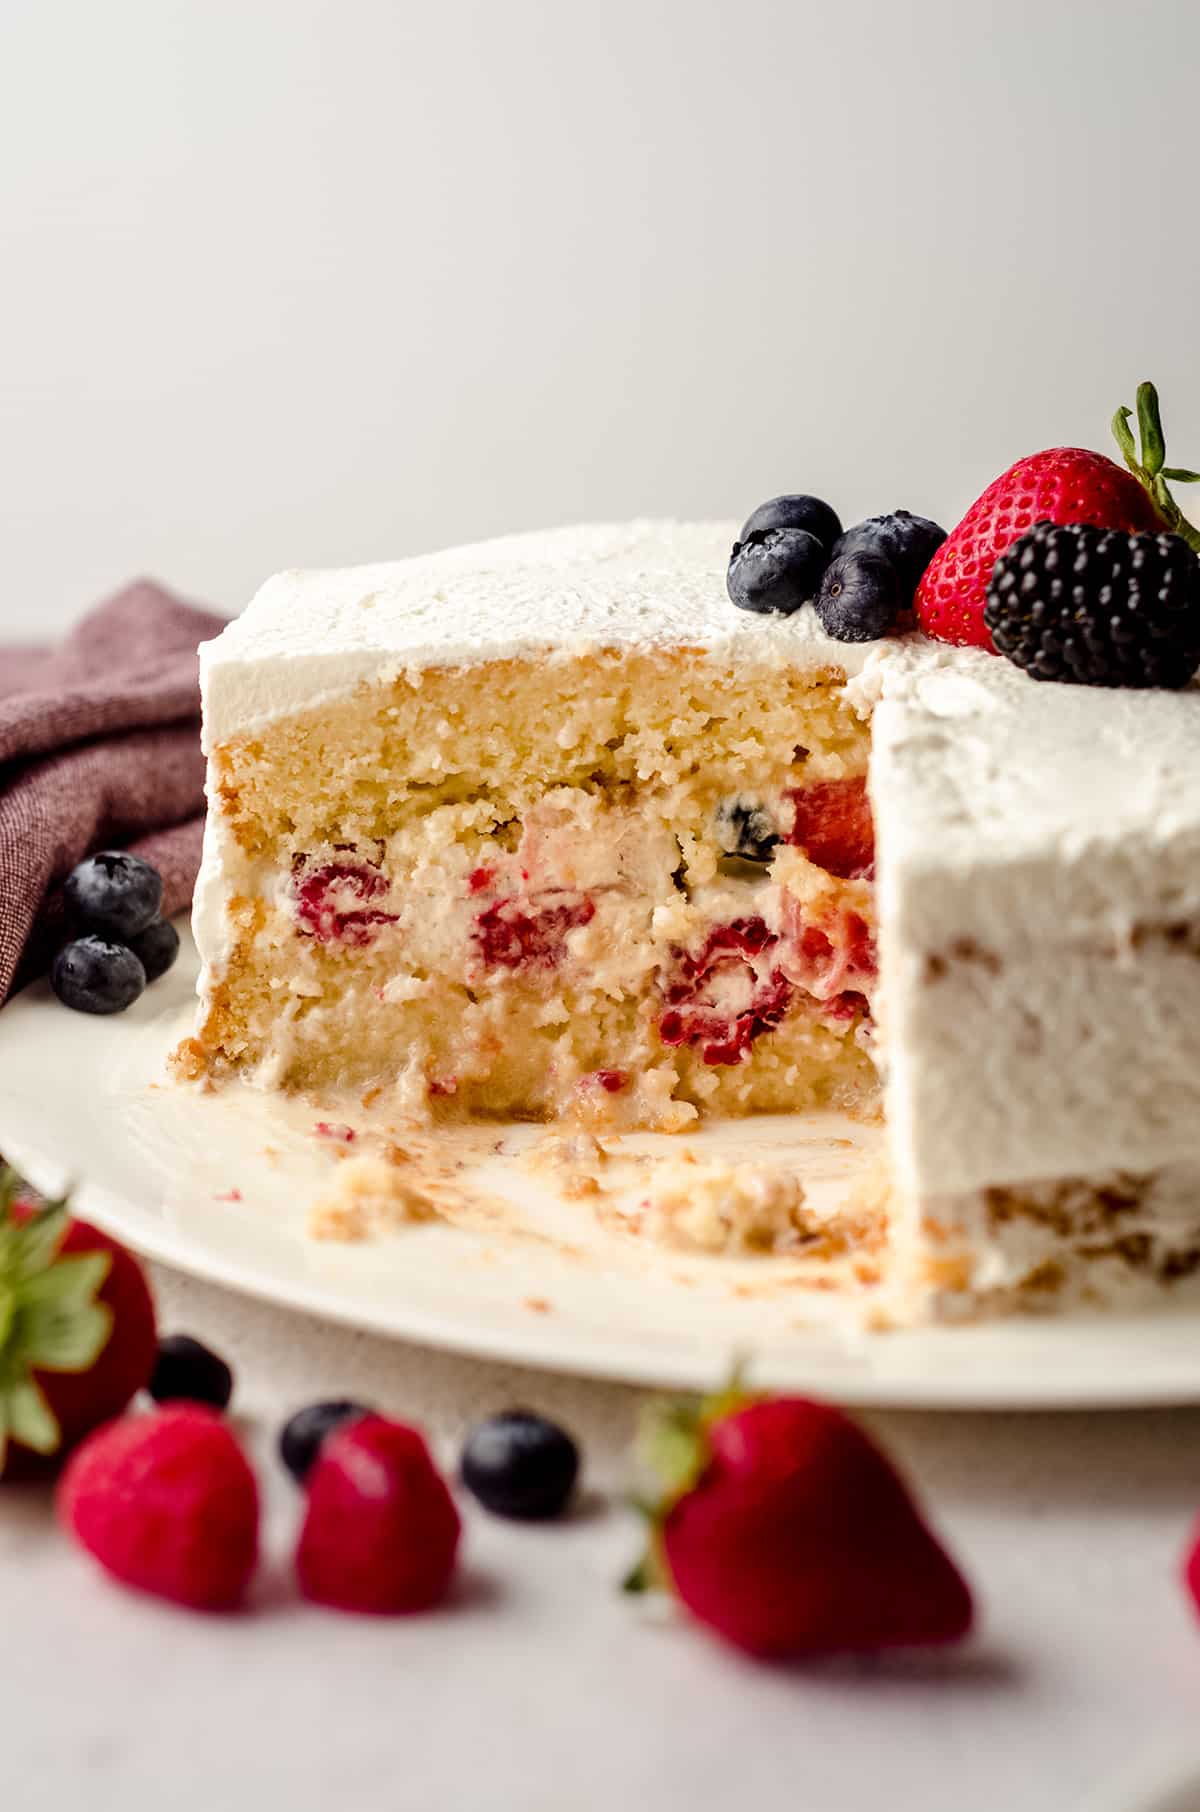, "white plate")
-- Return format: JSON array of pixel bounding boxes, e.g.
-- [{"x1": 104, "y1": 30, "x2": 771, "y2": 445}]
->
[{"x1": 3, "y1": 926, "x2": 1200, "y2": 1408}]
